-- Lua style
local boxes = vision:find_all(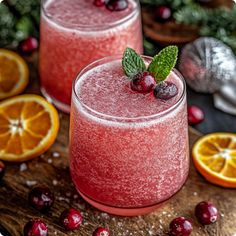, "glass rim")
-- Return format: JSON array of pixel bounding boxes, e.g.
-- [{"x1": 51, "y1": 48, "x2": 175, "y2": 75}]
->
[
  {"x1": 72, "y1": 55, "x2": 186, "y2": 123},
  {"x1": 41, "y1": 0, "x2": 140, "y2": 31}
]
